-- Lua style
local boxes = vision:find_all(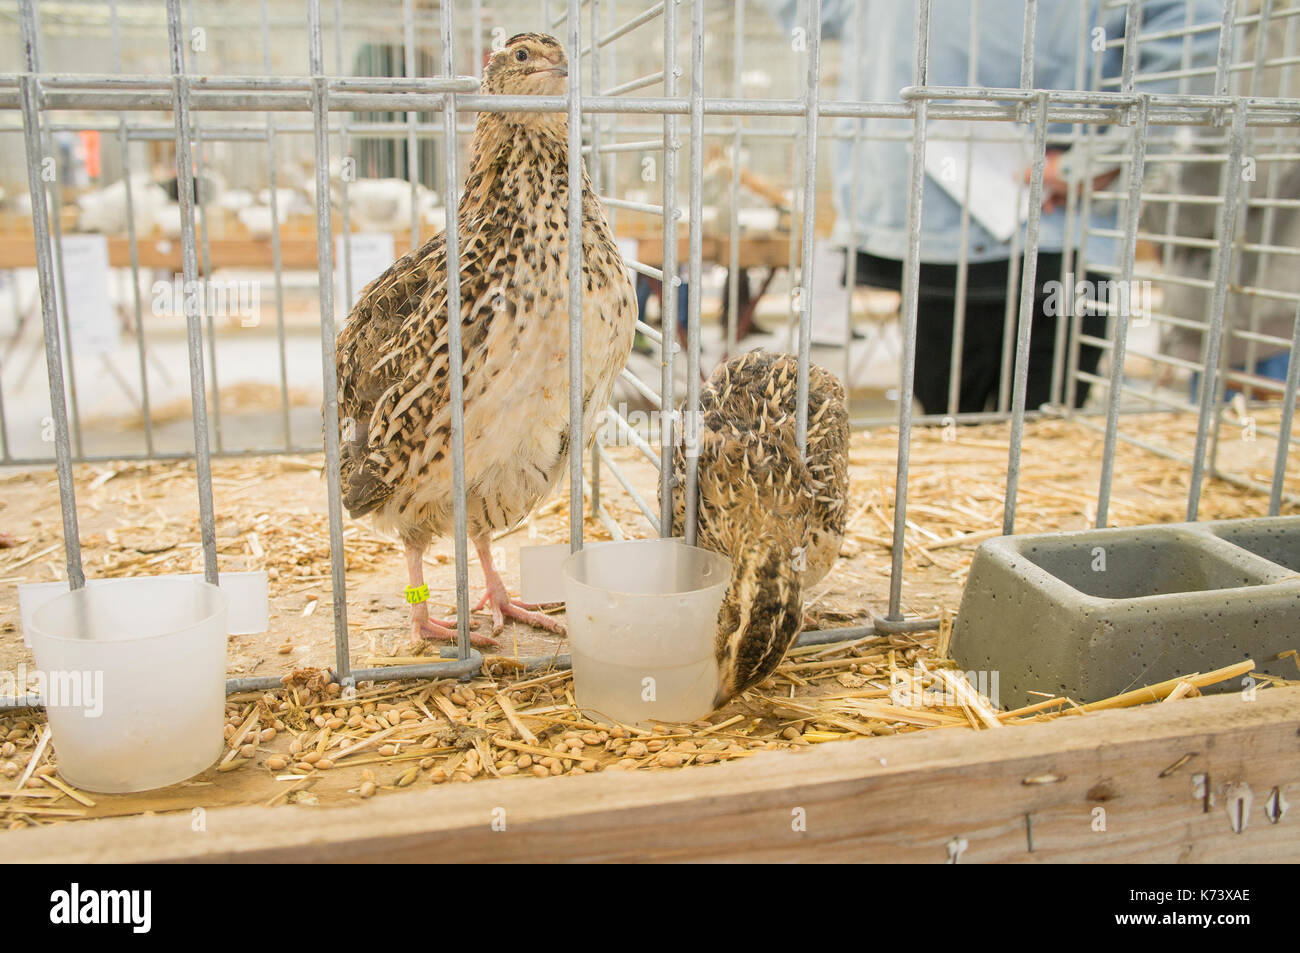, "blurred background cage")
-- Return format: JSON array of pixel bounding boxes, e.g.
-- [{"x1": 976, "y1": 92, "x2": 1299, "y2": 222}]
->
[{"x1": 0, "y1": 0, "x2": 1297, "y2": 699}]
